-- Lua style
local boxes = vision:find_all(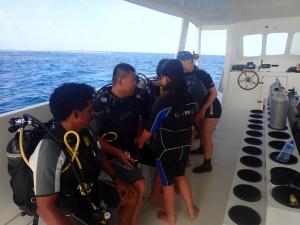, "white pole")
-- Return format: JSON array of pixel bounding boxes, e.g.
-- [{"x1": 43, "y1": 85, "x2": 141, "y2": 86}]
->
[{"x1": 177, "y1": 18, "x2": 189, "y2": 54}]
